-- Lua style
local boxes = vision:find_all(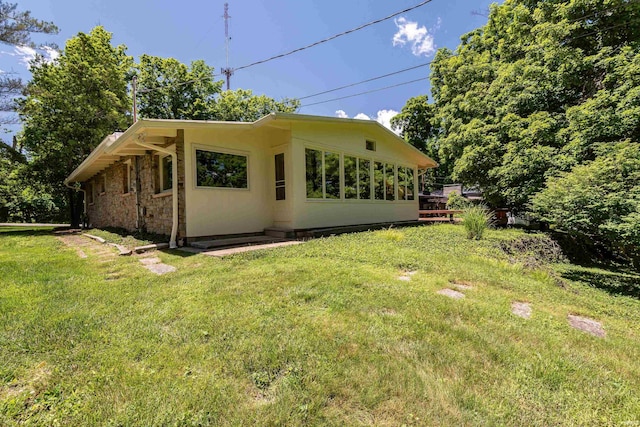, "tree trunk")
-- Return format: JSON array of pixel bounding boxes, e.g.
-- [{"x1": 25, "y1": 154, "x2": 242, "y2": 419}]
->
[{"x1": 69, "y1": 187, "x2": 80, "y2": 227}]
